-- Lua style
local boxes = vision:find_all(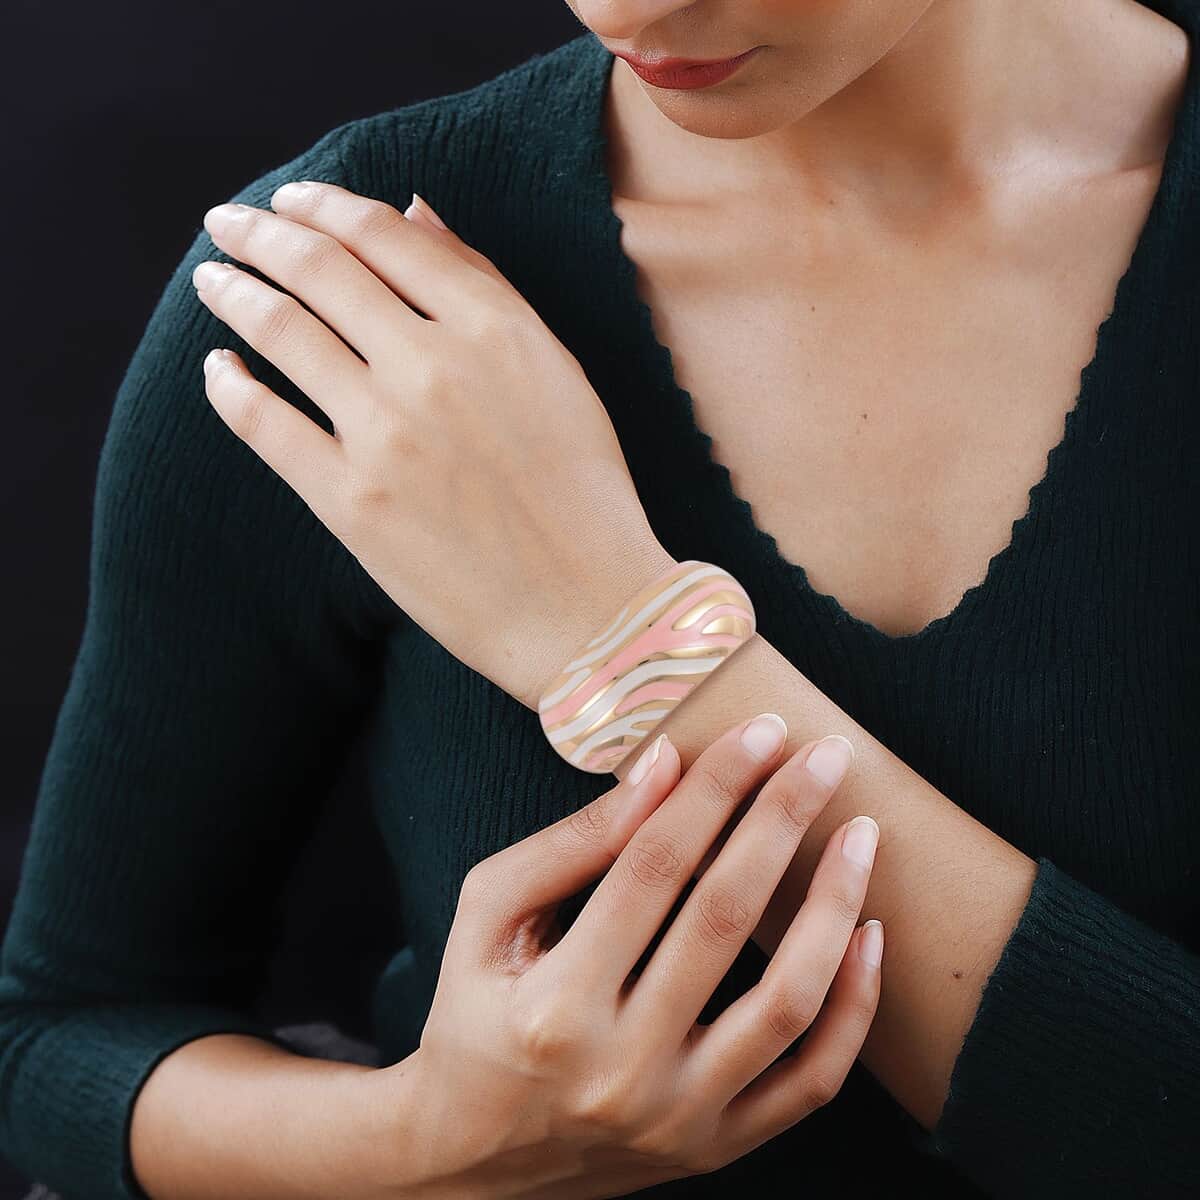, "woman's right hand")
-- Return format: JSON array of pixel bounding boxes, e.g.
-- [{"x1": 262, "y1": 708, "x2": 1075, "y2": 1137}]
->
[{"x1": 378, "y1": 713, "x2": 883, "y2": 1198}]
